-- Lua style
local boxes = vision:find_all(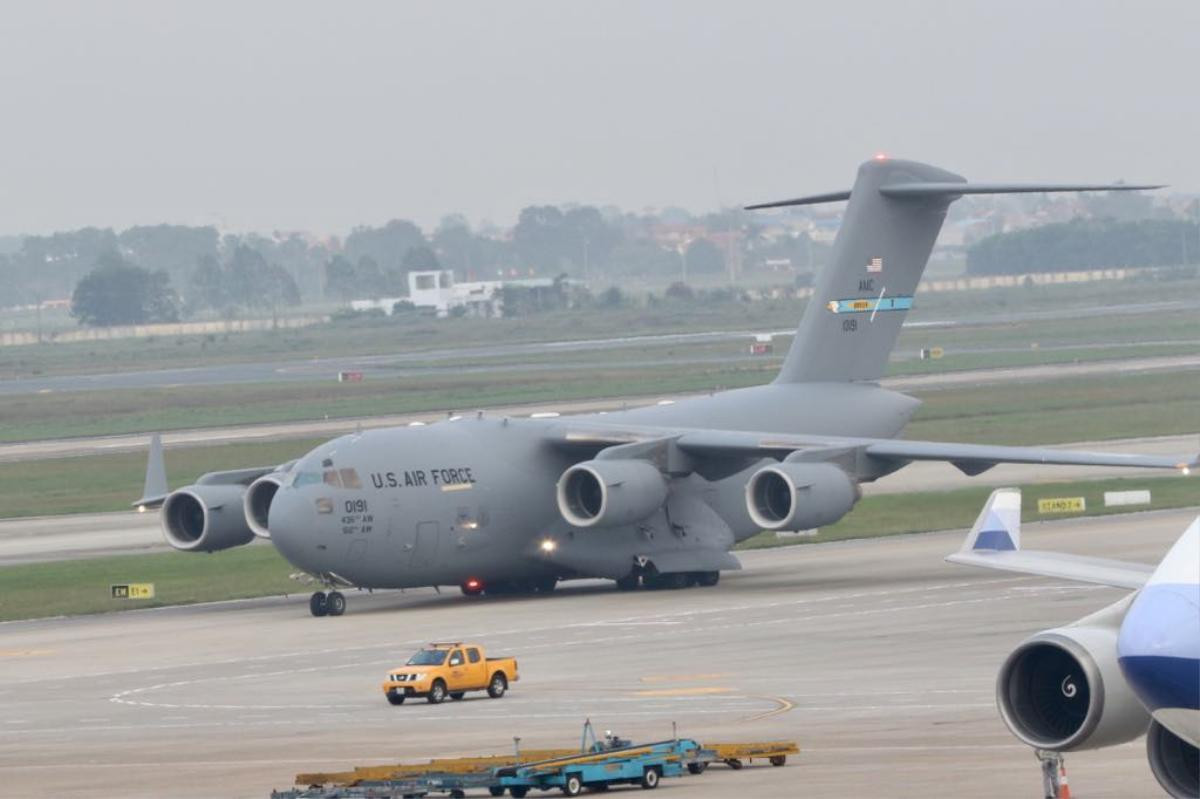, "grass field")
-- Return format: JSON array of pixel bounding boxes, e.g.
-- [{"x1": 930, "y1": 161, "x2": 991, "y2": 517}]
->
[
  {"x1": 1, "y1": 370, "x2": 1196, "y2": 520},
  {"x1": 1, "y1": 307, "x2": 1196, "y2": 444},
  {"x1": 1, "y1": 475, "x2": 1193, "y2": 623},
  {"x1": 2, "y1": 275, "x2": 1196, "y2": 381}
]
